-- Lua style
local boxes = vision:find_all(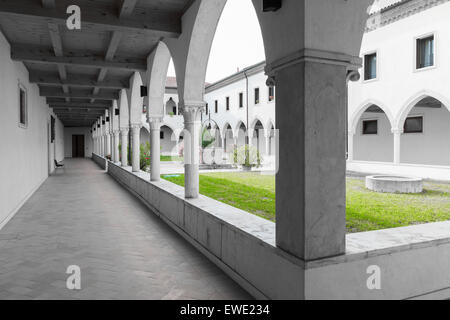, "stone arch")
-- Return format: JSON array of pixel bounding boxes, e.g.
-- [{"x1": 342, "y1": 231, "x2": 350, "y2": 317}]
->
[
  {"x1": 350, "y1": 99, "x2": 394, "y2": 134},
  {"x1": 163, "y1": 0, "x2": 228, "y2": 106},
  {"x1": 118, "y1": 89, "x2": 129, "y2": 129},
  {"x1": 128, "y1": 72, "x2": 144, "y2": 125},
  {"x1": 397, "y1": 91, "x2": 450, "y2": 166},
  {"x1": 140, "y1": 126, "x2": 150, "y2": 146},
  {"x1": 396, "y1": 90, "x2": 450, "y2": 129},
  {"x1": 160, "y1": 125, "x2": 177, "y2": 156},
  {"x1": 146, "y1": 41, "x2": 173, "y2": 118},
  {"x1": 222, "y1": 122, "x2": 233, "y2": 139},
  {"x1": 234, "y1": 120, "x2": 247, "y2": 138}
]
